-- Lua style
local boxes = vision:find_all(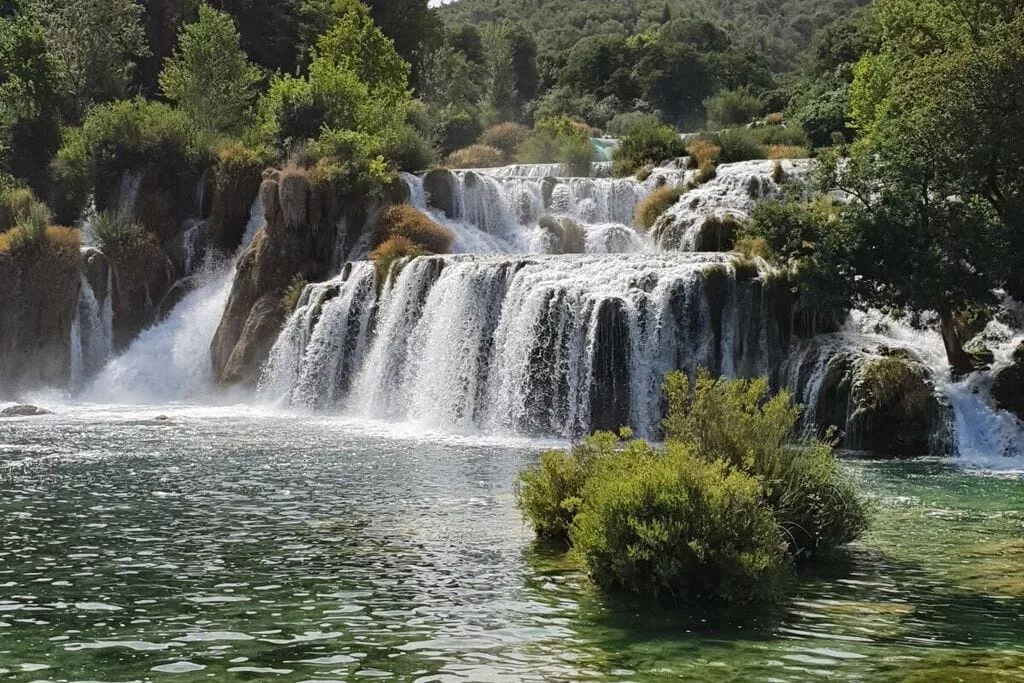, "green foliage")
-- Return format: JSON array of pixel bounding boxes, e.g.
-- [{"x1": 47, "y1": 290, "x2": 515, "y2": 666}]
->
[
  {"x1": 309, "y1": 129, "x2": 392, "y2": 196},
  {"x1": 89, "y1": 210, "x2": 162, "y2": 291},
  {"x1": 0, "y1": 185, "x2": 48, "y2": 232},
  {"x1": 33, "y1": 0, "x2": 149, "y2": 120},
  {"x1": 611, "y1": 119, "x2": 685, "y2": 176},
  {"x1": 385, "y1": 125, "x2": 438, "y2": 172},
  {"x1": 704, "y1": 88, "x2": 762, "y2": 128},
  {"x1": 51, "y1": 98, "x2": 203, "y2": 223},
  {"x1": 605, "y1": 111, "x2": 659, "y2": 137},
  {"x1": 517, "y1": 118, "x2": 594, "y2": 176},
  {"x1": 433, "y1": 106, "x2": 482, "y2": 156},
  {"x1": 571, "y1": 440, "x2": 789, "y2": 601},
  {"x1": 515, "y1": 370, "x2": 868, "y2": 602},
  {"x1": 159, "y1": 5, "x2": 261, "y2": 136},
  {"x1": 634, "y1": 185, "x2": 681, "y2": 232},
  {"x1": 282, "y1": 274, "x2": 308, "y2": 314},
  {"x1": 445, "y1": 144, "x2": 503, "y2": 169}
]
